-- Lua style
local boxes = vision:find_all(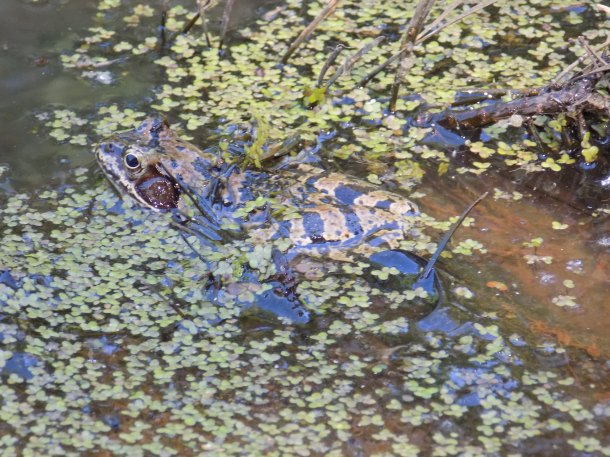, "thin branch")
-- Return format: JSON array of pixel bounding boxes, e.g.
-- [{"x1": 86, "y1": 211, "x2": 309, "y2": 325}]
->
[
  {"x1": 325, "y1": 36, "x2": 385, "y2": 89},
  {"x1": 360, "y1": 0, "x2": 437, "y2": 89},
  {"x1": 389, "y1": 54, "x2": 416, "y2": 112},
  {"x1": 404, "y1": 0, "x2": 437, "y2": 45},
  {"x1": 317, "y1": 45, "x2": 345, "y2": 87},
  {"x1": 418, "y1": 0, "x2": 464, "y2": 41},
  {"x1": 571, "y1": 63, "x2": 610, "y2": 80},
  {"x1": 389, "y1": 0, "x2": 437, "y2": 112},
  {"x1": 159, "y1": 0, "x2": 169, "y2": 49},
  {"x1": 551, "y1": 34, "x2": 610, "y2": 86},
  {"x1": 359, "y1": 0, "x2": 497, "y2": 90},
  {"x1": 417, "y1": 0, "x2": 497, "y2": 43},
  {"x1": 358, "y1": 49, "x2": 403, "y2": 87},
  {"x1": 579, "y1": 36, "x2": 606, "y2": 67},
  {"x1": 181, "y1": 12, "x2": 202, "y2": 35},
  {"x1": 197, "y1": 0, "x2": 217, "y2": 47},
  {"x1": 281, "y1": 0, "x2": 341, "y2": 64},
  {"x1": 162, "y1": 11, "x2": 201, "y2": 50}
]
